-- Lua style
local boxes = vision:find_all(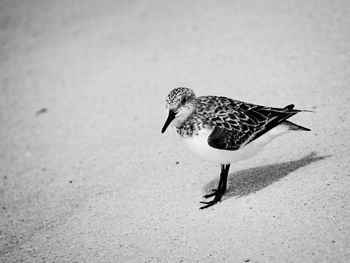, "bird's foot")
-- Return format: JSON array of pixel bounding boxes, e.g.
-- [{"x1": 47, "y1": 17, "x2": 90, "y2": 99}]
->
[
  {"x1": 199, "y1": 199, "x2": 220, "y2": 209},
  {"x1": 203, "y1": 188, "x2": 220, "y2": 198},
  {"x1": 200, "y1": 190, "x2": 225, "y2": 209}
]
